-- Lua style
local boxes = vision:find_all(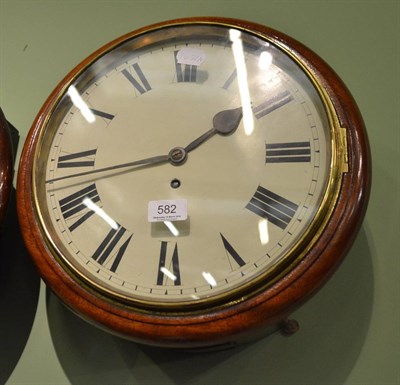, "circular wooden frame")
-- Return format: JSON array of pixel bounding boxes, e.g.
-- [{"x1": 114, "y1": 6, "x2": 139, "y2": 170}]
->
[
  {"x1": 17, "y1": 17, "x2": 371, "y2": 349},
  {"x1": 0, "y1": 108, "x2": 13, "y2": 225}
]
